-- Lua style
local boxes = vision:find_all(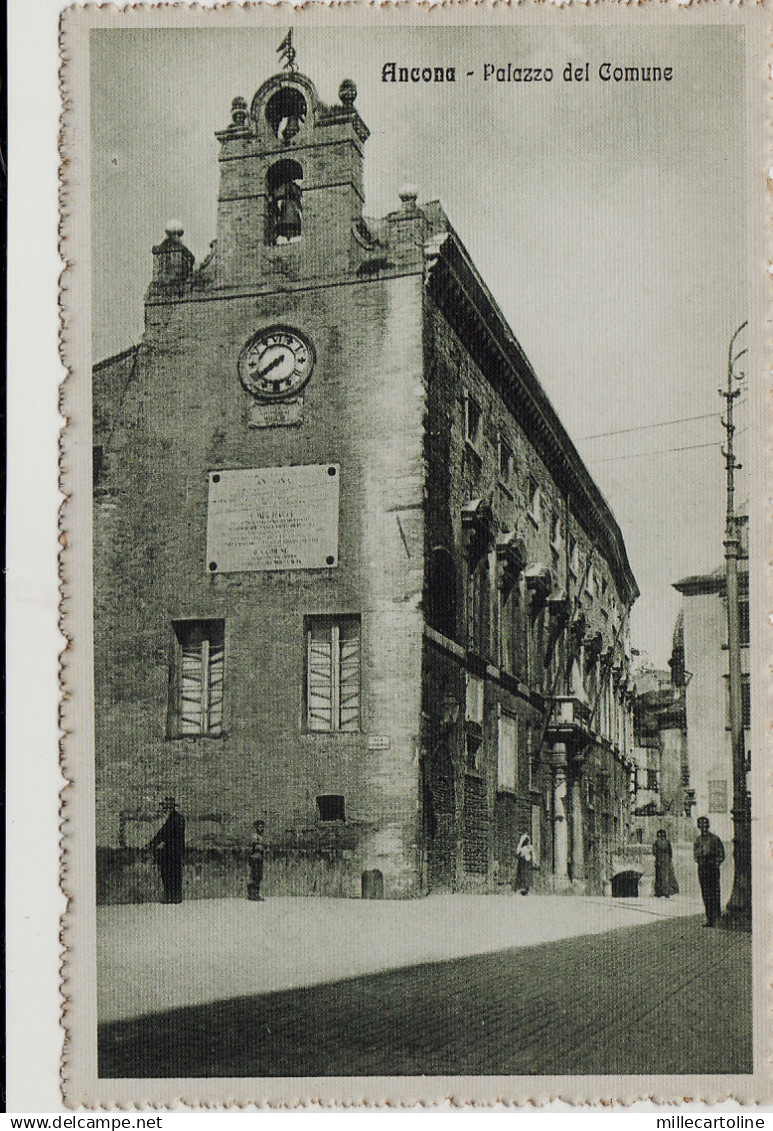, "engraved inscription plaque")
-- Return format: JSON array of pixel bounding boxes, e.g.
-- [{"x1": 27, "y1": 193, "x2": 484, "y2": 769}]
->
[
  {"x1": 206, "y1": 464, "x2": 339, "y2": 573},
  {"x1": 248, "y1": 398, "x2": 304, "y2": 429}
]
